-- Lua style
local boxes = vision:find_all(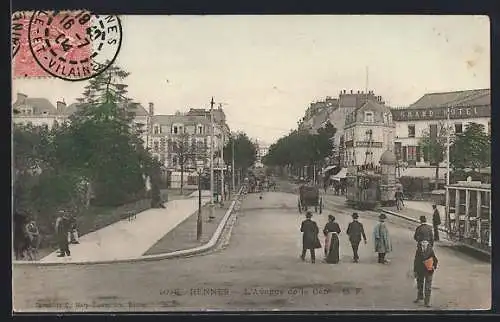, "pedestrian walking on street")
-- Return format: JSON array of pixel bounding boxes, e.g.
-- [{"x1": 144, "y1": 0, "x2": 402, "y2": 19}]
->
[
  {"x1": 414, "y1": 216, "x2": 434, "y2": 246},
  {"x1": 55, "y1": 211, "x2": 71, "y2": 257},
  {"x1": 432, "y1": 205, "x2": 442, "y2": 242},
  {"x1": 300, "y1": 211, "x2": 321, "y2": 264},
  {"x1": 413, "y1": 240, "x2": 439, "y2": 307},
  {"x1": 395, "y1": 187, "x2": 404, "y2": 210},
  {"x1": 373, "y1": 213, "x2": 392, "y2": 264},
  {"x1": 323, "y1": 215, "x2": 341, "y2": 264},
  {"x1": 347, "y1": 212, "x2": 367, "y2": 263}
]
